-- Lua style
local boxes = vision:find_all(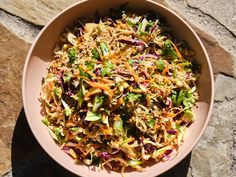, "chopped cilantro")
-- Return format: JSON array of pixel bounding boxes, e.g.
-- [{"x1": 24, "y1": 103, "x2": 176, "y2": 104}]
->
[
  {"x1": 171, "y1": 90, "x2": 195, "y2": 109},
  {"x1": 68, "y1": 47, "x2": 77, "y2": 63},
  {"x1": 146, "y1": 118, "x2": 155, "y2": 128},
  {"x1": 91, "y1": 49, "x2": 100, "y2": 59},
  {"x1": 155, "y1": 59, "x2": 165, "y2": 71},
  {"x1": 101, "y1": 61, "x2": 114, "y2": 77},
  {"x1": 55, "y1": 127, "x2": 65, "y2": 143},
  {"x1": 125, "y1": 93, "x2": 142, "y2": 102},
  {"x1": 53, "y1": 87, "x2": 62, "y2": 97},
  {"x1": 162, "y1": 39, "x2": 177, "y2": 58},
  {"x1": 92, "y1": 95, "x2": 106, "y2": 112},
  {"x1": 63, "y1": 71, "x2": 73, "y2": 83},
  {"x1": 41, "y1": 117, "x2": 49, "y2": 126}
]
